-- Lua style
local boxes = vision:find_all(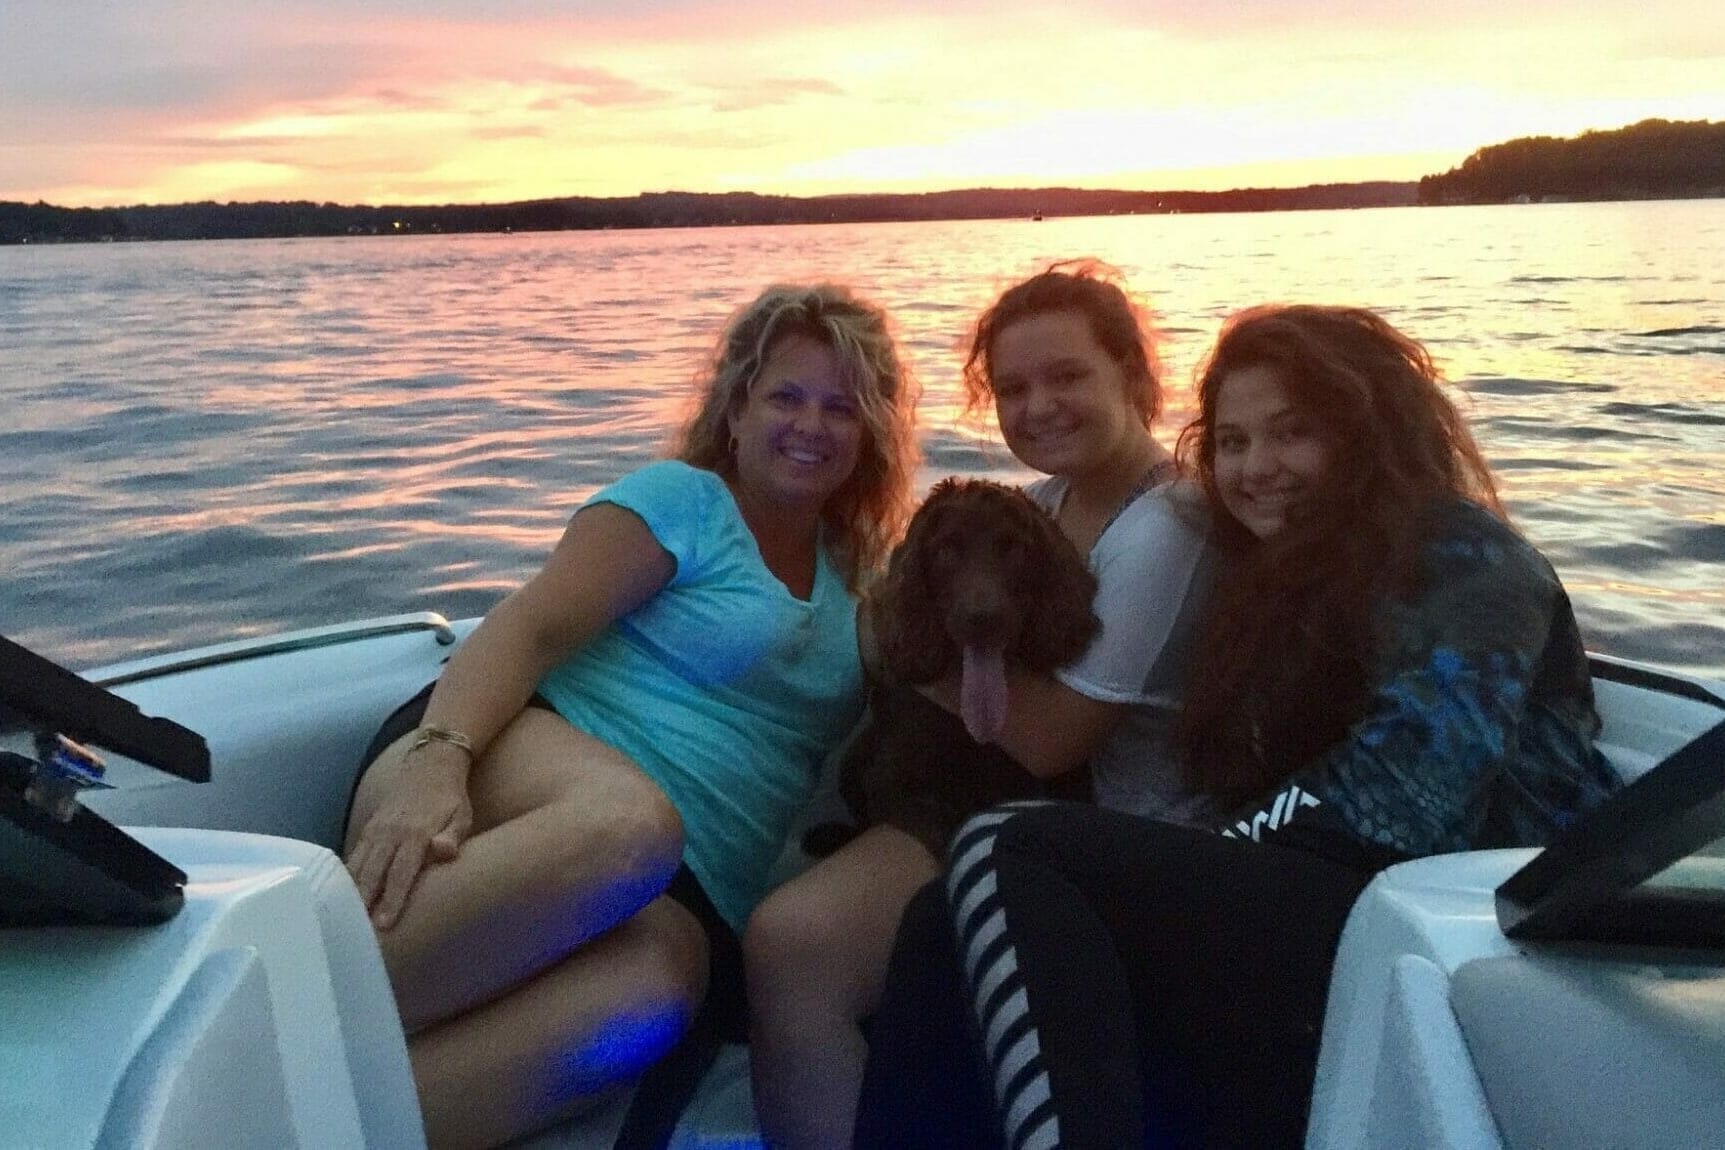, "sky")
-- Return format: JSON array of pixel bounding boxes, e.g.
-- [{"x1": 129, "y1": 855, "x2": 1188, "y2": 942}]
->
[{"x1": 3, "y1": 1, "x2": 1721, "y2": 209}]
